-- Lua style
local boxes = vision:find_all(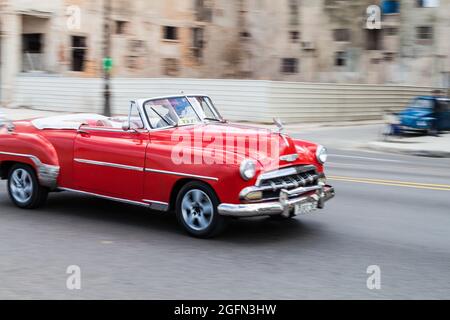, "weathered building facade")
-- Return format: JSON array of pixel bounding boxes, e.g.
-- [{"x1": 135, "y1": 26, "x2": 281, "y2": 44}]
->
[{"x1": 1, "y1": 0, "x2": 449, "y2": 105}]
